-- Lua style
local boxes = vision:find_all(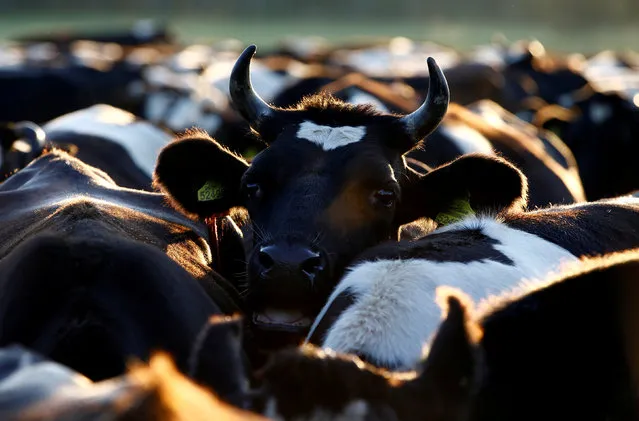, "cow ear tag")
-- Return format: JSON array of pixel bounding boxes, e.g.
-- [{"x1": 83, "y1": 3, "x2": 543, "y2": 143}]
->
[
  {"x1": 197, "y1": 180, "x2": 224, "y2": 202},
  {"x1": 435, "y1": 198, "x2": 474, "y2": 226}
]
